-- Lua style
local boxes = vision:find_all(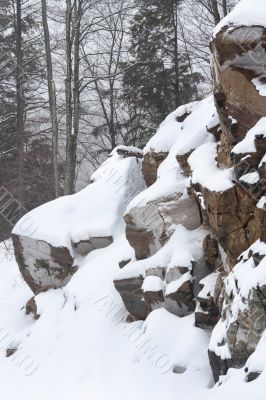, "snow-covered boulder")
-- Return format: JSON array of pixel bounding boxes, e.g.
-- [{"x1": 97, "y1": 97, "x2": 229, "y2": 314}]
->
[{"x1": 12, "y1": 147, "x2": 146, "y2": 293}]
